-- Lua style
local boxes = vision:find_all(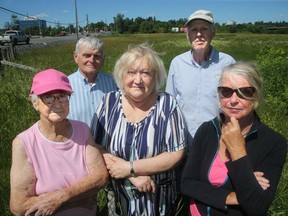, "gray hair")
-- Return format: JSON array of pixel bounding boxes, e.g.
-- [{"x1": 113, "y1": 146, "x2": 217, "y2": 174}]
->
[
  {"x1": 30, "y1": 94, "x2": 40, "y2": 112},
  {"x1": 75, "y1": 37, "x2": 105, "y2": 56},
  {"x1": 219, "y1": 62, "x2": 263, "y2": 109},
  {"x1": 113, "y1": 42, "x2": 167, "y2": 91},
  {"x1": 30, "y1": 94, "x2": 39, "y2": 103}
]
